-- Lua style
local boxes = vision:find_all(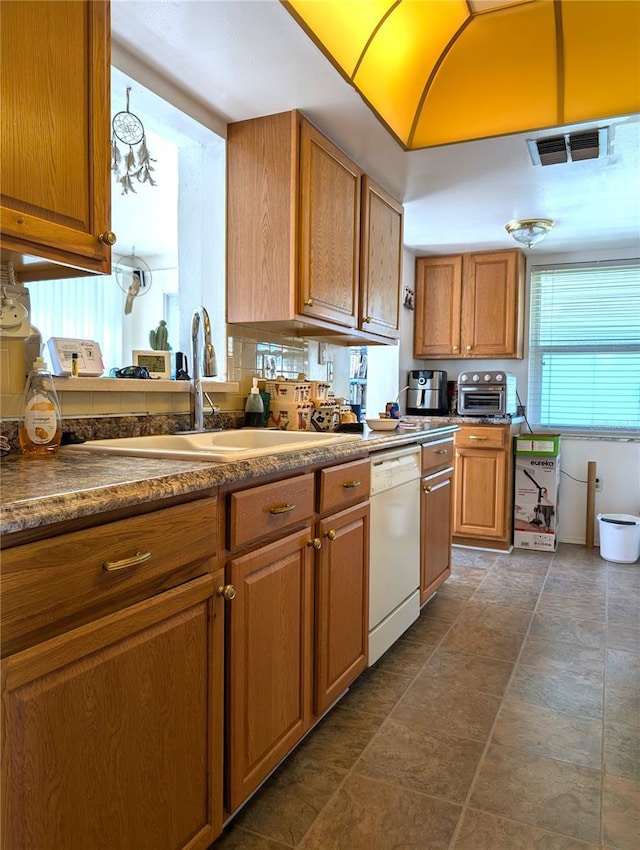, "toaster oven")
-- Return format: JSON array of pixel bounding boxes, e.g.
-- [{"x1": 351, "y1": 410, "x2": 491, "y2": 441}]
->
[{"x1": 457, "y1": 371, "x2": 517, "y2": 416}]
